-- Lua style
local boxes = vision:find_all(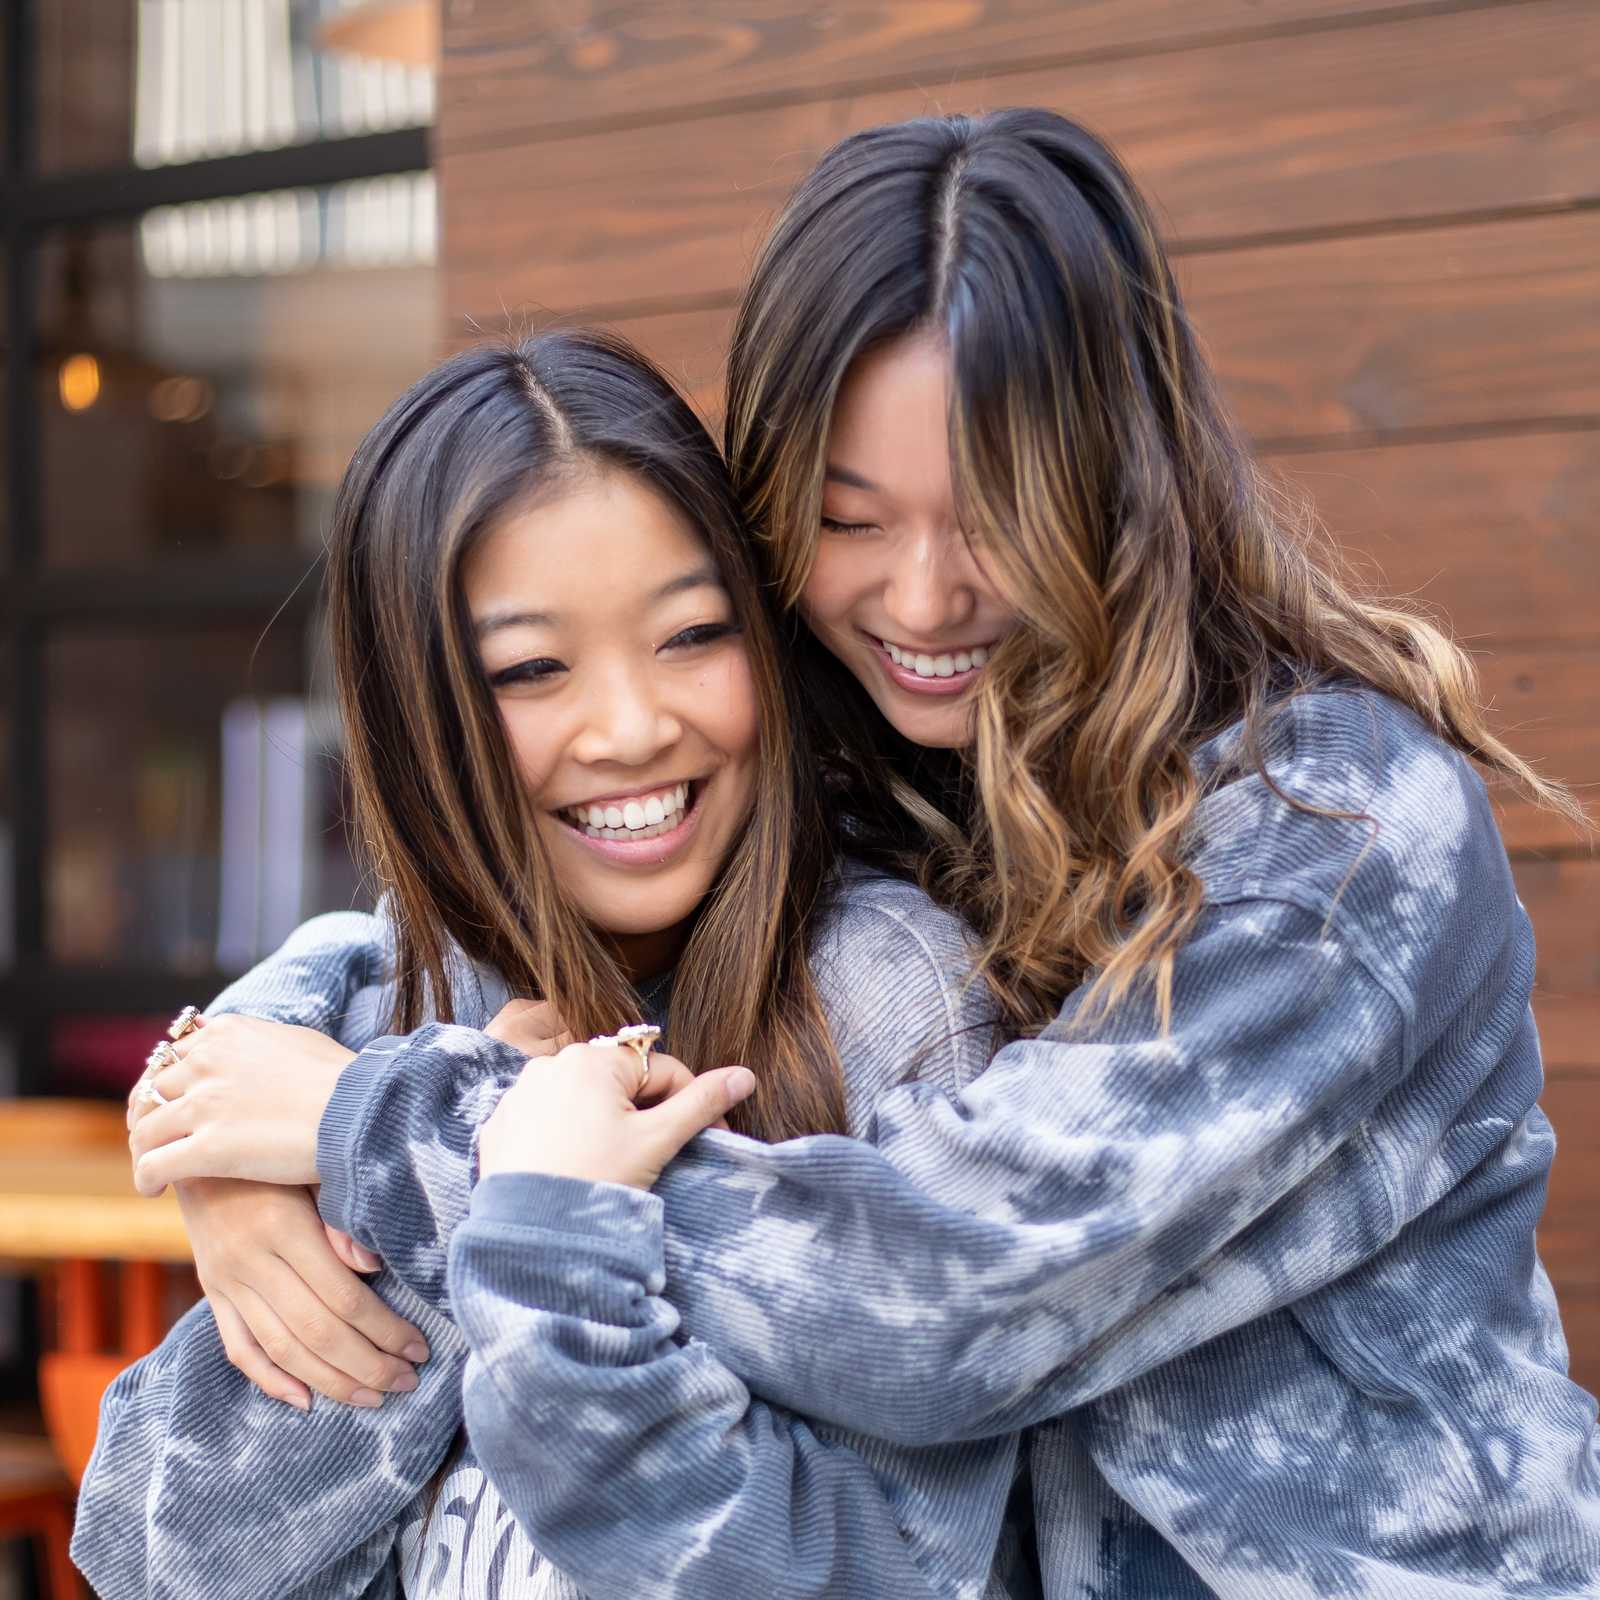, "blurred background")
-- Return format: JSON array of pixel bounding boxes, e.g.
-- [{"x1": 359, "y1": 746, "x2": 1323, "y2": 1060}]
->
[{"x1": 0, "y1": 1, "x2": 1595, "y2": 1593}]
